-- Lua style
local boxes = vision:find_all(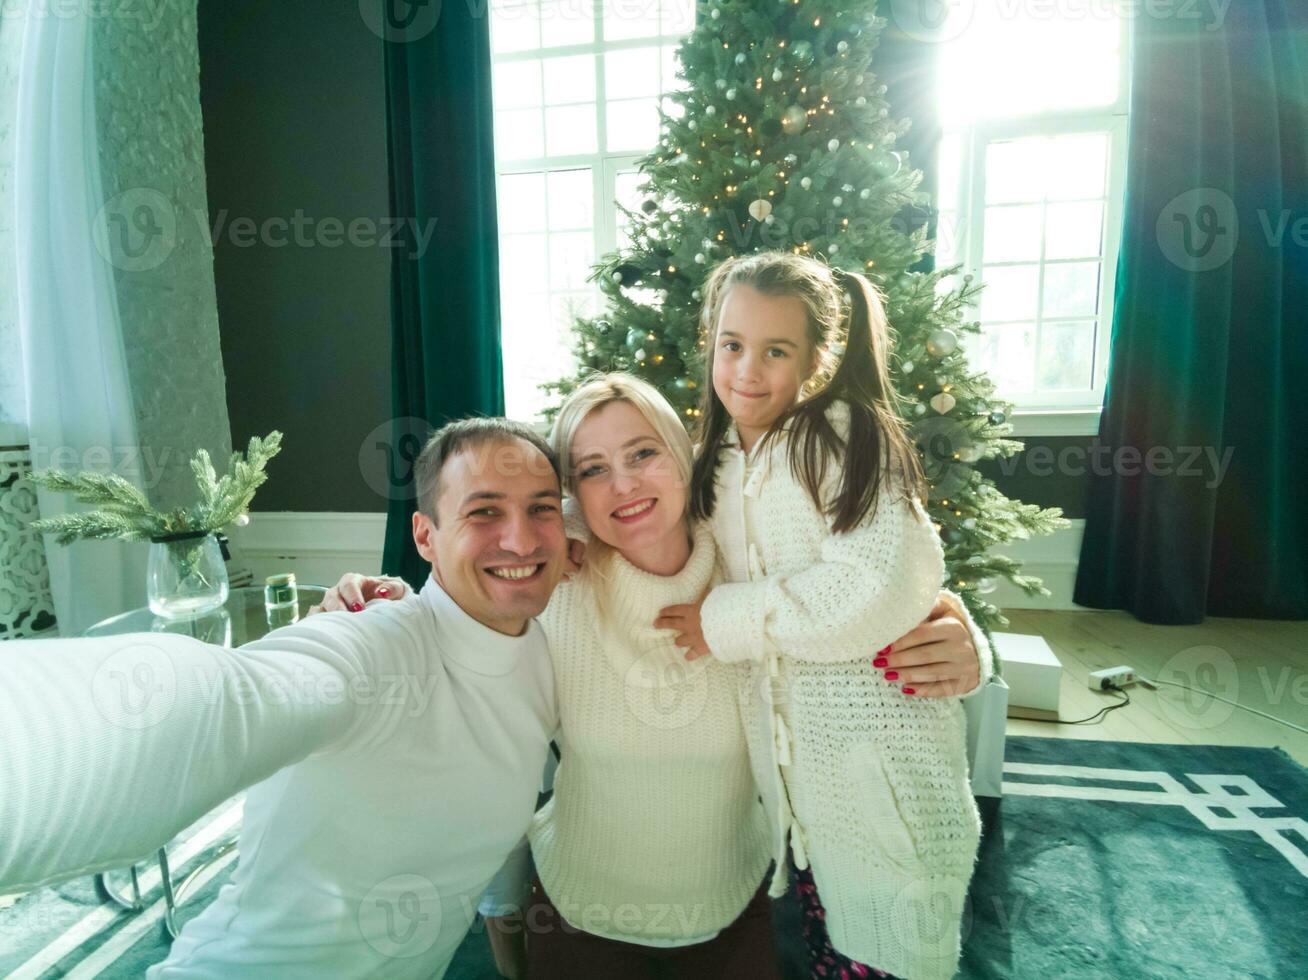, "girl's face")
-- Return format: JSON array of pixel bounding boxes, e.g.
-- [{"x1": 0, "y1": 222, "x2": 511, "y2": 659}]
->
[
  {"x1": 569, "y1": 400, "x2": 687, "y2": 559},
  {"x1": 711, "y1": 284, "x2": 817, "y2": 446}
]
